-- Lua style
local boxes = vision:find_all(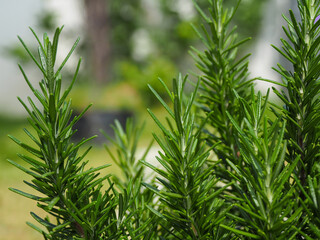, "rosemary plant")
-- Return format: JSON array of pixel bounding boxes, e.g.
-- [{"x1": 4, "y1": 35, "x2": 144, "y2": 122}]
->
[
  {"x1": 225, "y1": 89, "x2": 303, "y2": 239},
  {"x1": 8, "y1": 27, "x2": 153, "y2": 239},
  {"x1": 271, "y1": 0, "x2": 320, "y2": 238},
  {"x1": 191, "y1": 0, "x2": 253, "y2": 165},
  {"x1": 8, "y1": 0, "x2": 320, "y2": 239},
  {"x1": 103, "y1": 119, "x2": 158, "y2": 239},
  {"x1": 142, "y1": 75, "x2": 233, "y2": 239},
  {"x1": 272, "y1": 0, "x2": 320, "y2": 189}
]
